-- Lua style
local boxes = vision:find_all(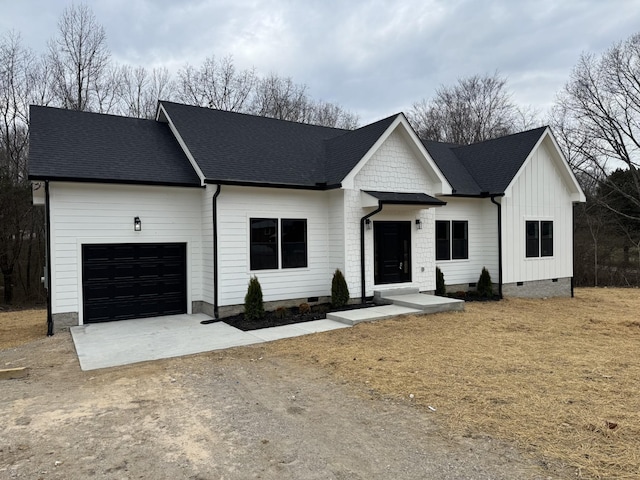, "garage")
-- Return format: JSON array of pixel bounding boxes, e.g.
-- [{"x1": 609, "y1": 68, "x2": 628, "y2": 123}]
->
[{"x1": 82, "y1": 243, "x2": 187, "y2": 323}]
